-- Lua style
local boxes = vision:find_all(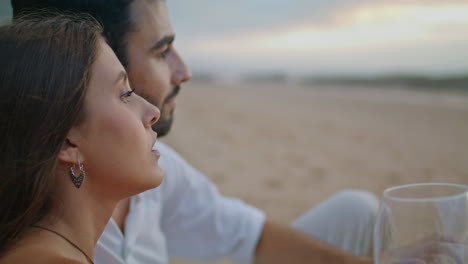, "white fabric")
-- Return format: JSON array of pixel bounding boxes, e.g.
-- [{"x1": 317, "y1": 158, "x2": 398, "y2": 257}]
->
[
  {"x1": 95, "y1": 141, "x2": 266, "y2": 264},
  {"x1": 94, "y1": 141, "x2": 378, "y2": 264},
  {"x1": 291, "y1": 190, "x2": 379, "y2": 257}
]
